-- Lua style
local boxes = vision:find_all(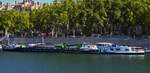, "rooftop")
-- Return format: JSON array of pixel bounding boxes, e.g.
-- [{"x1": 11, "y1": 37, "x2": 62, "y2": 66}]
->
[{"x1": 15, "y1": 2, "x2": 32, "y2": 7}]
